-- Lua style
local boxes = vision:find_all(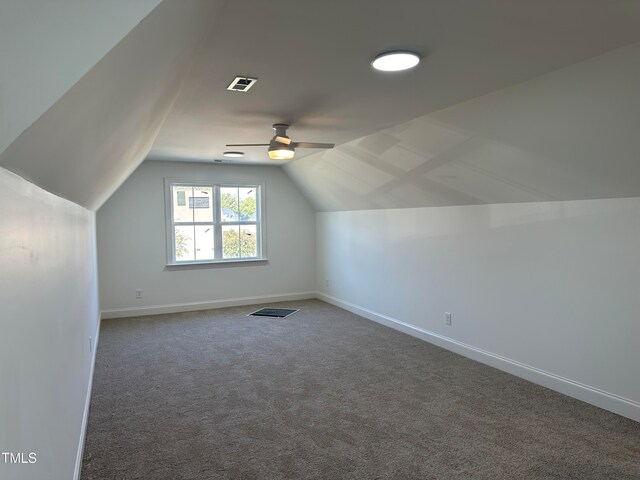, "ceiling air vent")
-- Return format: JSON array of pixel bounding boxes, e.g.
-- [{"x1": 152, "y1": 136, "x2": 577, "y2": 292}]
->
[{"x1": 227, "y1": 76, "x2": 258, "y2": 92}]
